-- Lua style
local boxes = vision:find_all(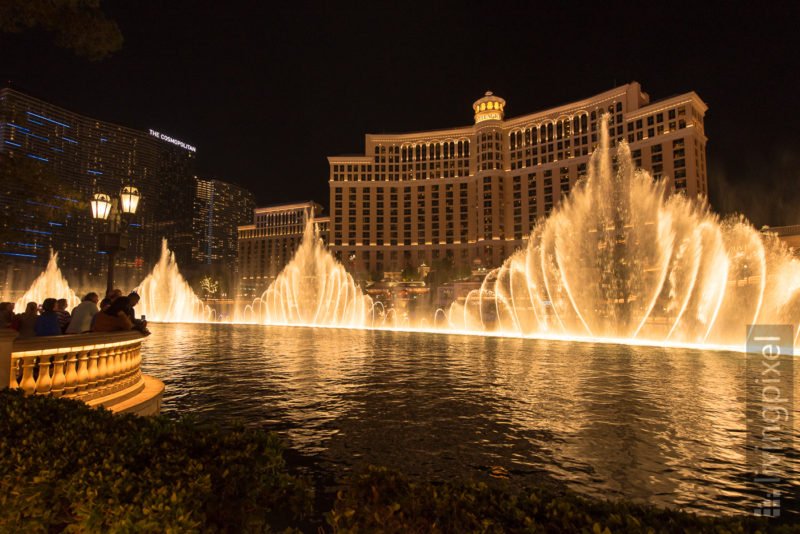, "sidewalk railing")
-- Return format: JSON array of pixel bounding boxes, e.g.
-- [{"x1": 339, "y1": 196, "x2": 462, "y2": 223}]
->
[{"x1": 0, "y1": 330, "x2": 146, "y2": 404}]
